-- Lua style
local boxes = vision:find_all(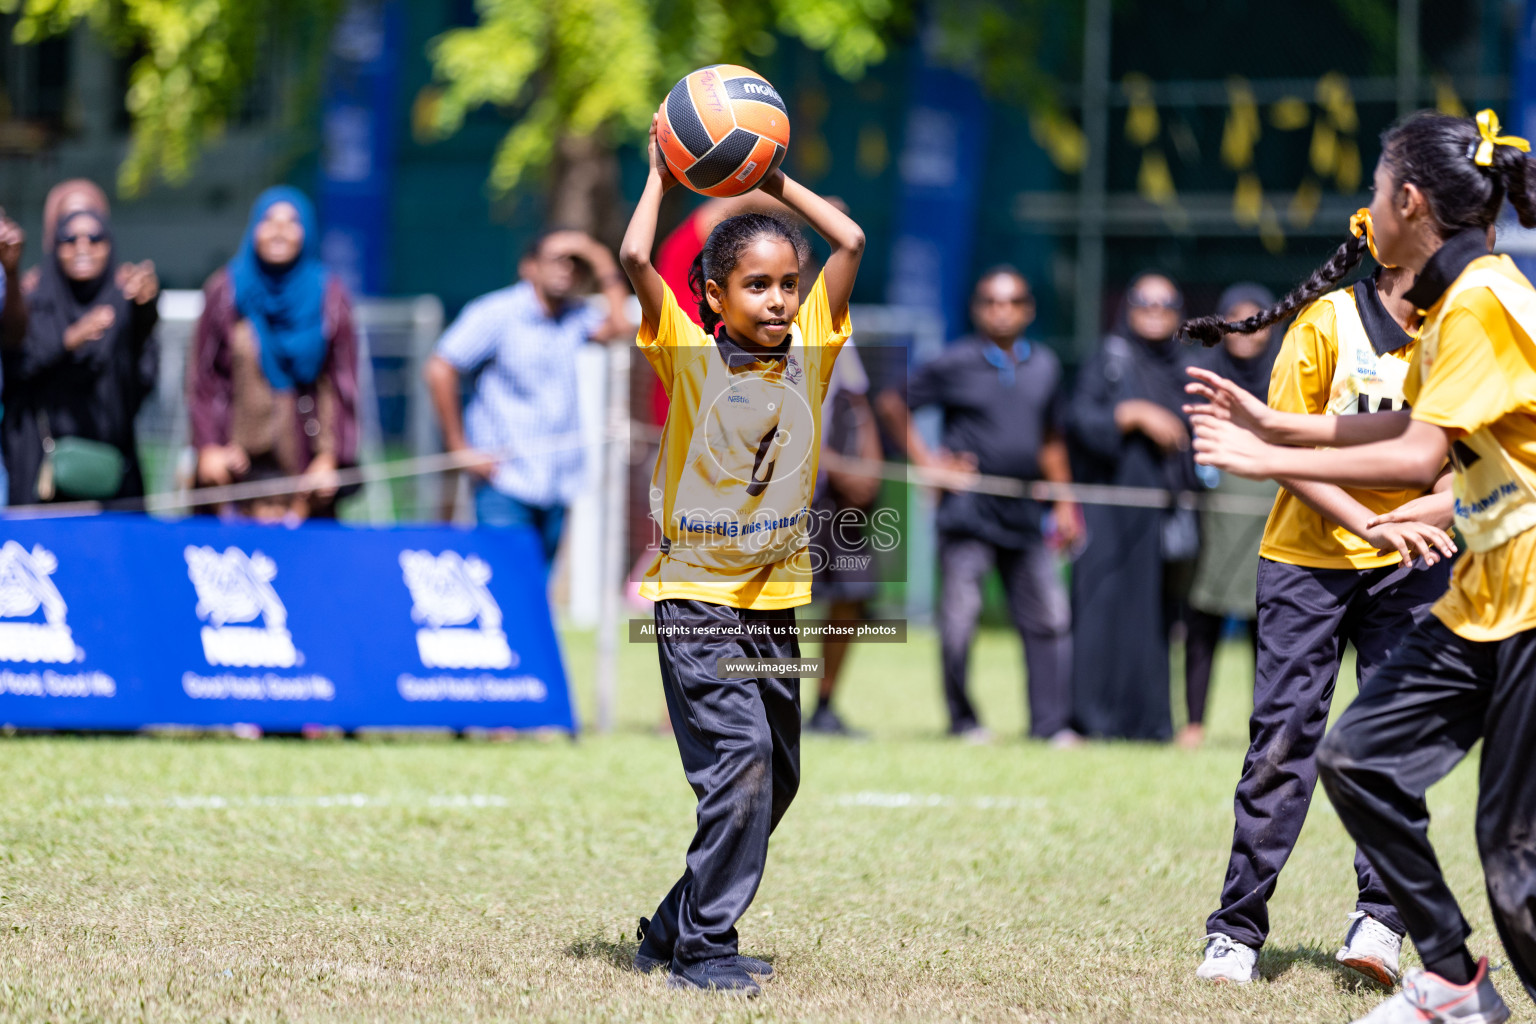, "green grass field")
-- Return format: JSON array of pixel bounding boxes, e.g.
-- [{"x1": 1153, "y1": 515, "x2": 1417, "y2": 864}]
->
[{"x1": 0, "y1": 623, "x2": 1522, "y2": 1023}]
